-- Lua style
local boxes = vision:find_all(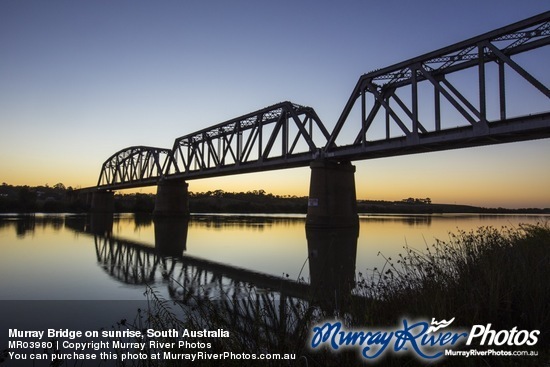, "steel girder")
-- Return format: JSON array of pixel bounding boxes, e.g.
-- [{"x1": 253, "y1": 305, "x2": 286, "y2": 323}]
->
[
  {"x1": 326, "y1": 11, "x2": 550, "y2": 155},
  {"x1": 166, "y1": 101, "x2": 330, "y2": 178},
  {"x1": 97, "y1": 146, "x2": 172, "y2": 188}
]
